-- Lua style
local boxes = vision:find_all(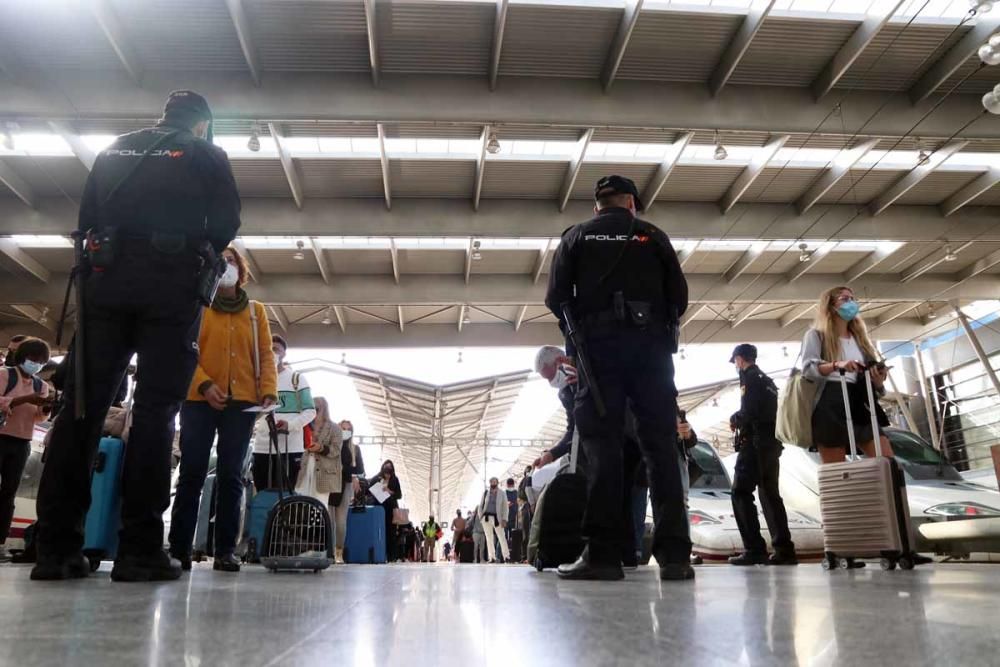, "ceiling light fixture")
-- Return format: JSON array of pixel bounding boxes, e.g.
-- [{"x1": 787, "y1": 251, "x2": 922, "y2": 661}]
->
[
  {"x1": 798, "y1": 243, "x2": 811, "y2": 263},
  {"x1": 971, "y1": 1, "x2": 995, "y2": 17},
  {"x1": 916, "y1": 139, "x2": 930, "y2": 166},
  {"x1": 321, "y1": 307, "x2": 333, "y2": 325},
  {"x1": 943, "y1": 244, "x2": 958, "y2": 262},
  {"x1": 340, "y1": 352, "x2": 346, "y2": 364},
  {"x1": 782, "y1": 345, "x2": 789, "y2": 358},
  {"x1": 38, "y1": 307, "x2": 49, "y2": 326},
  {"x1": 679, "y1": 348, "x2": 686, "y2": 360},
  {"x1": 977, "y1": 31, "x2": 1000, "y2": 64},
  {"x1": 485, "y1": 131, "x2": 500, "y2": 155},
  {"x1": 472, "y1": 240, "x2": 482, "y2": 261},
  {"x1": 247, "y1": 122, "x2": 261, "y2": 152},
  {"x1": 457, "y1": 351, "x2": 464, "y2": 364},
  {"x1": 983, "y1": 82, "x2": 1000, "y2": 114},
  {"x1": 726, "y1": 305, "x2": 736, "y2": 322},
  {"x1": 926, "y1": 307, "x2": 938, "y2": 320},
  {"x1": 713, "y1": 130, "x2": 728, "y2": 161},
  {"x1": 293, "y1": 240, "x2": 306, "y2": 260}
]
